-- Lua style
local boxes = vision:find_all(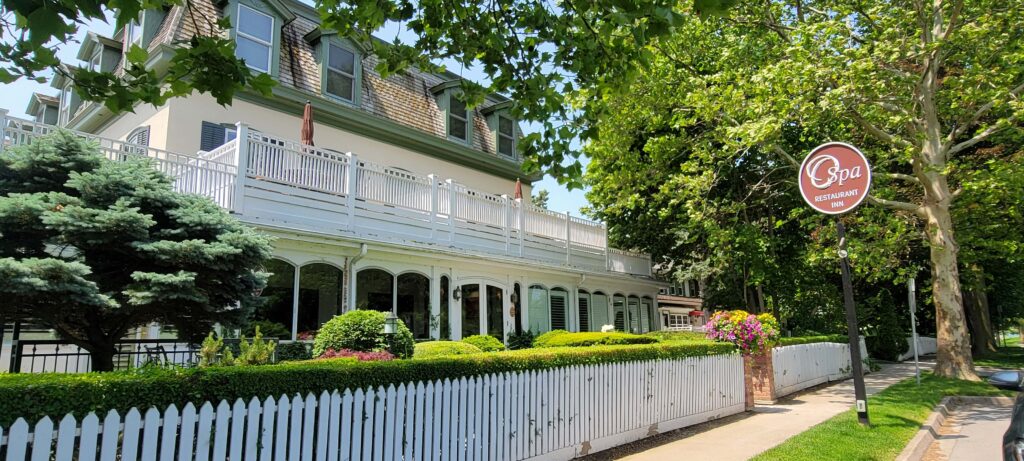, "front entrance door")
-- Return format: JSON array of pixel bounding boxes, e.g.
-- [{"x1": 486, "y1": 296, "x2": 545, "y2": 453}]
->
[
  {"x1": 486, "y1": 285, "x2": 504, "y2": 340},
  {"x1": 461, "y1": 284, "x2": 481, "y2": 338}
]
